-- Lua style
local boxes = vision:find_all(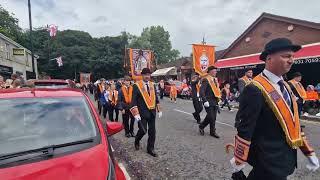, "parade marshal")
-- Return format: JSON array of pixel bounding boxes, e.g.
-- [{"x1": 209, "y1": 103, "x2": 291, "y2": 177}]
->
[{"x1": 229, "y1": 38, "x2": 319, "y2": 180}]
